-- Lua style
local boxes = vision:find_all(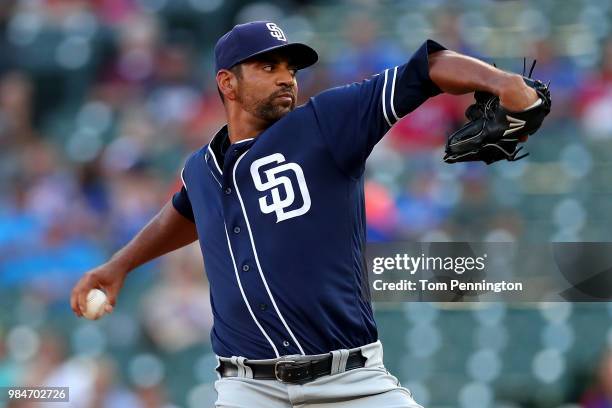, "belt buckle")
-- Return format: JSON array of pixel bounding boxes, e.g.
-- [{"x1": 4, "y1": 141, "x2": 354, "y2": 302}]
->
[{"x1": 274, "y1": 360, "x2": 295, "y2": 383}]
